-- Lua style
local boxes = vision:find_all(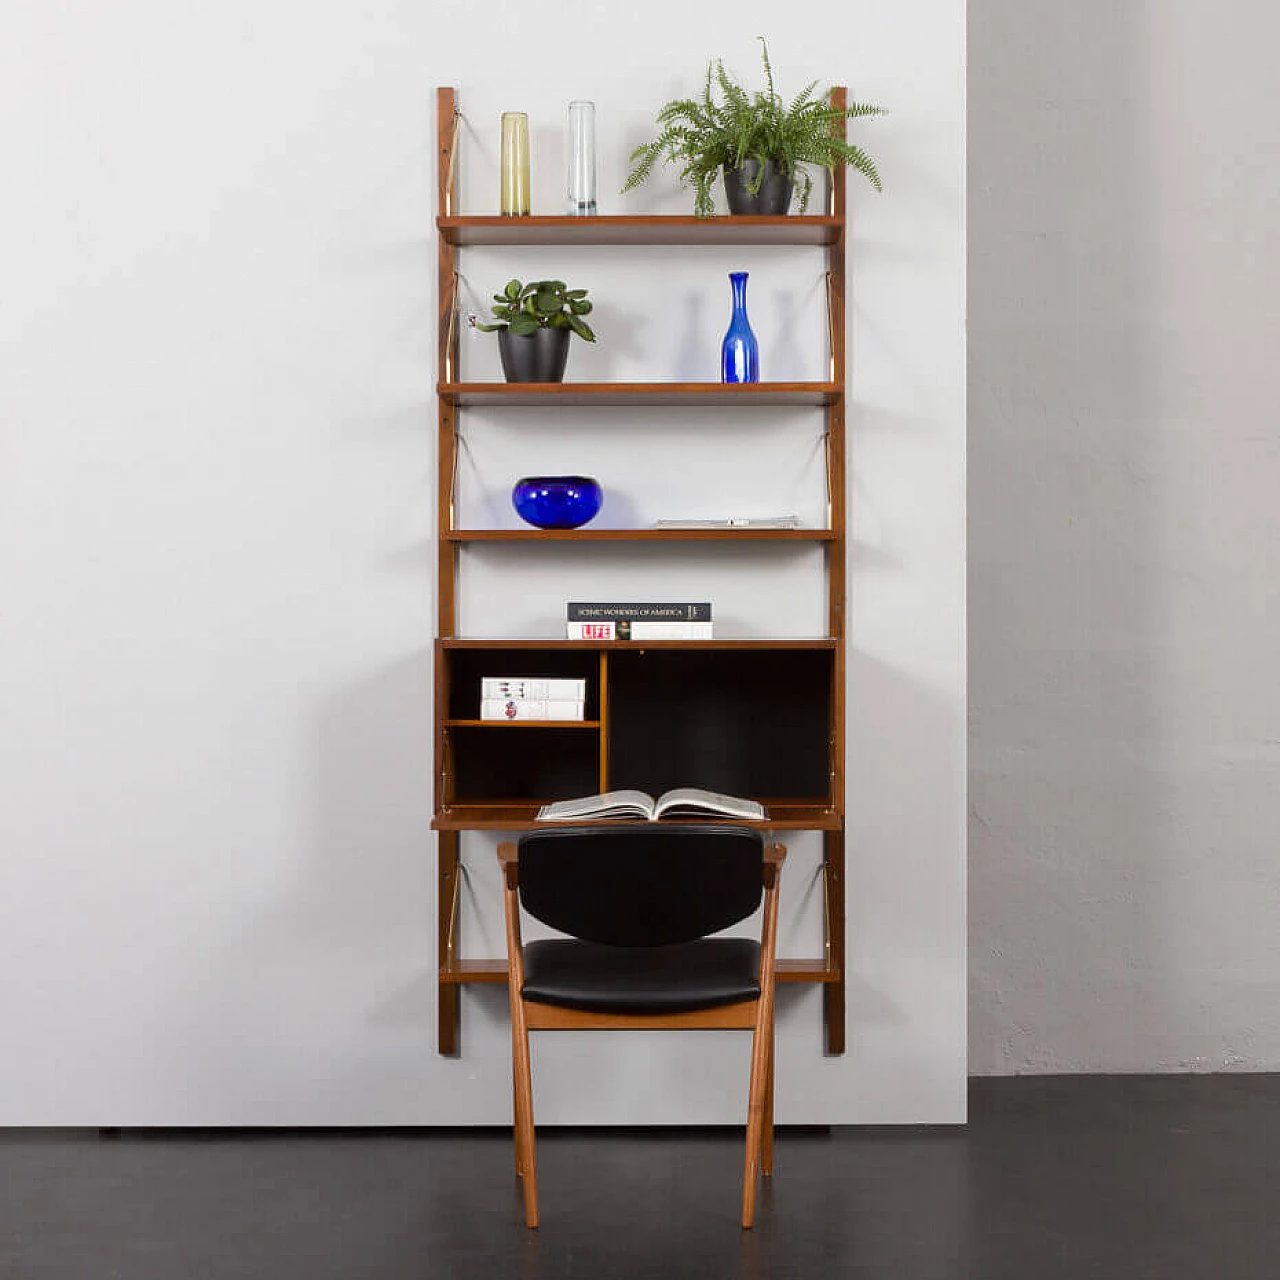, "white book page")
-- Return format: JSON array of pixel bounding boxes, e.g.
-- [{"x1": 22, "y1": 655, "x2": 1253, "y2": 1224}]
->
[
  {"x1": 653, "y1": 788, "x2": 764, "y2": 820},
  {"x1": 536, "y1": 789, "x2": 655, "y2": 821}
]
